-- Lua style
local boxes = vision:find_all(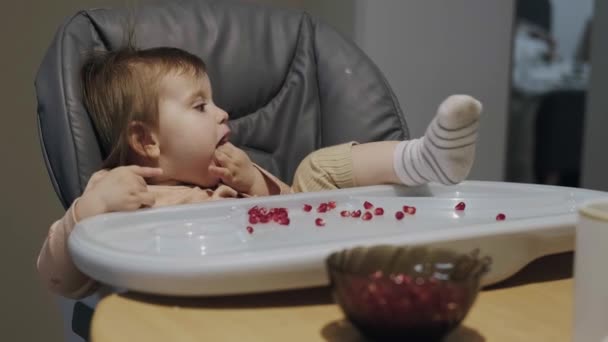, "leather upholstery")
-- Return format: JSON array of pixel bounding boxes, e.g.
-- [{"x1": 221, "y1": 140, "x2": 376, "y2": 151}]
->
[{"x1": 36, "y1": 0, "x2": 408, "y2": 209}]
